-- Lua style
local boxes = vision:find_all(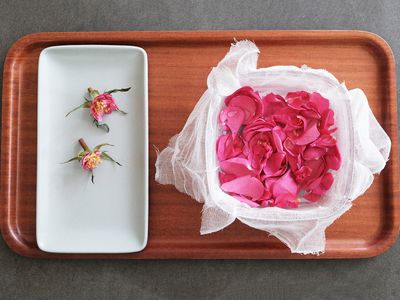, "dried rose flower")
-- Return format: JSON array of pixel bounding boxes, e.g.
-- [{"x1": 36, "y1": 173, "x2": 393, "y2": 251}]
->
[
  {"x1": 64, "y1": 138, "x2": 121, "y2": 183},
  {"x1": 81, "y1": 150, "x2": 102, "y2": 171},
  {"x1": 66, "y1": 87, "x2": 130, "y2": 132}
]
